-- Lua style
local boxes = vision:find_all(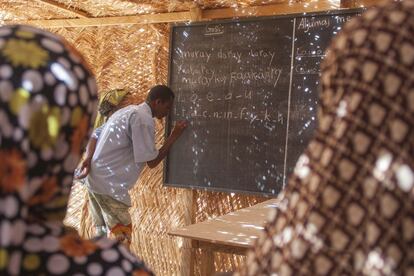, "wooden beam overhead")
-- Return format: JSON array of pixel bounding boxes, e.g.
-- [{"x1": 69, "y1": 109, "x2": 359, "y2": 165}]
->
[
  {"x1": 12, "y1": 10, "x2": 190, "y2": 28},
  {"x1": 340, "y1": 0, "x2": 357, "y2": 8},
  {"x1": 9, "y1": 0, "x2": 379, "y2": 29},
  {"x1": 37, "y1": 0, "x2": 89, "y2": 18},
  {"x1": 202, "y1": 1, "x2": 339, "y2": 20}
]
